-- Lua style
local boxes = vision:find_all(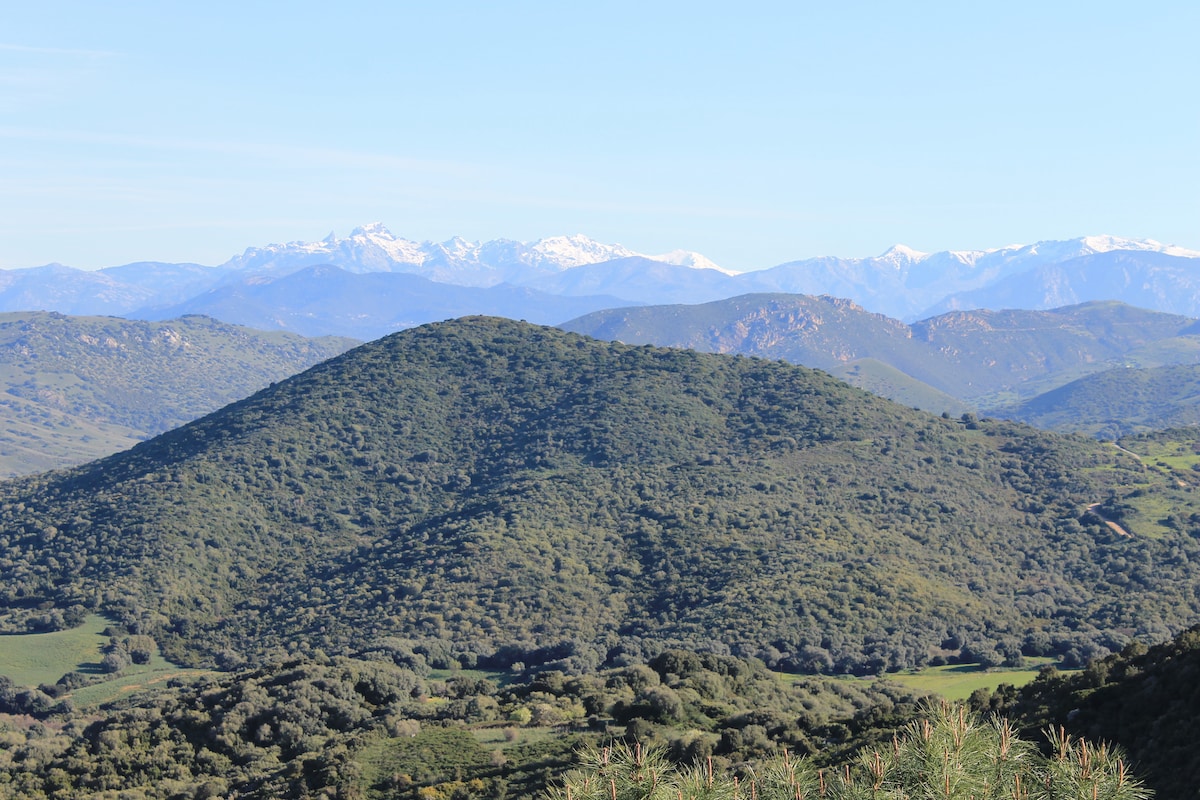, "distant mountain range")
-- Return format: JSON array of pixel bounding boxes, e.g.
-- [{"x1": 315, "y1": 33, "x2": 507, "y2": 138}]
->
[
  {"x1": 142, "y1": 265, "x2": 634, "y2": 340},
  {"x1": 6, "y1": 226, "x2": 1199, "y2": 338},
  {"x1": 7, "y1": 225, "x2": 1200, "y2": 441},
  {"x1": 562, "y1": 296, "x2": 1200, "y2": 430}
]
